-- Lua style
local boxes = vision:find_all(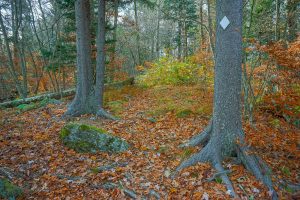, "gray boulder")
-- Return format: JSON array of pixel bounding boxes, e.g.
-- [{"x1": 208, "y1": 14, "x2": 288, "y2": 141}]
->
[{"x1": 60, "y1": 123, "x2": 129, "y2": 153}]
